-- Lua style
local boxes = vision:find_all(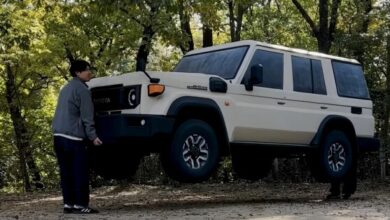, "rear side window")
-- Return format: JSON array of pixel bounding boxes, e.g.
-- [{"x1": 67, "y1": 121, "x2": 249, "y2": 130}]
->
[
  {"x1": 292, "y1": 56, "x2": 326, "y2": 95},
  {"x1": 332, "y1": 61, "x2": 370, "y2": 99},
  {"x1": 243, "y1": 49, "x2": 284, "y2": 89}
]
